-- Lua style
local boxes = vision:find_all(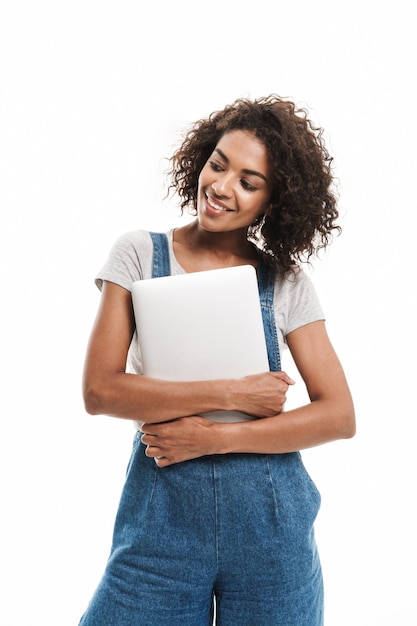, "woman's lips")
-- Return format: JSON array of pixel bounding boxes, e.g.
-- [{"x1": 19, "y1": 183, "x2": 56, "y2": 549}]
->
[{"x1": 205, "y1": 193, "x2": 233, "y2": 215}]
